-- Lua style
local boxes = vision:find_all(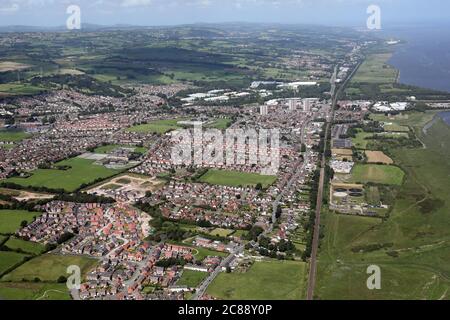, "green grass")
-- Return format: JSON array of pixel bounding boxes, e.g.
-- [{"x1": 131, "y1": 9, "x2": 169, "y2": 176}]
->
[
  {"x1": 0, "y1": 251, "x2": 29, "y2": 275},
  {"x1": 94, "y1": 144, "x2": 147, "y2": 154},
  {"x1": 207, "y1": 118, "x2": 232, "y2": 130},
  {"x1": 207, "y1": 260, "x2": 307, "y2": 300},
  {"x1": 383, "y1": 124, "x2": 410, "y2": 133},
  {"x1": 198, "y1": 170, "x2": 277, "y2": 188},
  {"x1": 6, "y1": 157, "x2": 122, "y2": 192},
  {"x1": 351, "y1": 53, "x2": 398, "y2": 84},
  {"x1": 4, "y1": 237, "x2": 46, "y2": 255},
  {"x1": 209, "y1": 228, "x2": 234, "y2": 237},
  {"x1": 177, "y1": 270, "x2": 208, "y2": 288},
  {"x1": 0, "y1": 210, "x2": 42, "y2": 235},
  {"x1": 0, "y1": 282, "x2": 71, "y2": 300},
  {"x1": 316, "y1": 115, "x2": 450, "y2": 300},
  {"x1": 352, "y1": 129, "x2": 374, "y2": 149},
  {"x1": 2, "y1": 254, "x2": 98, "y2": 282},
  {"x1": 0, "y1": 130, "x2": 30, "y2": 142},
  {"x1": 348, "y1": 164, "x2": 405, "y2": 186},
  {"x1": 0, "y1": 83, "x2": 46, "y2": 97},
  {"x1": 126, "y1": 119, "x2": 185, "y2": 134}
]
